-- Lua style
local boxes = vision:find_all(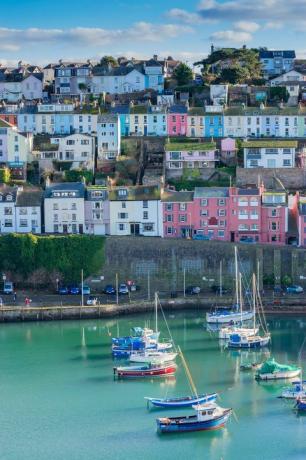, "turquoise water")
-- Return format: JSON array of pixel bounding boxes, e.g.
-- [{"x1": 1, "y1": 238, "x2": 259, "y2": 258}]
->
[{"x1": 1, "y1": 313, "x2": 306, "y2": 460}]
